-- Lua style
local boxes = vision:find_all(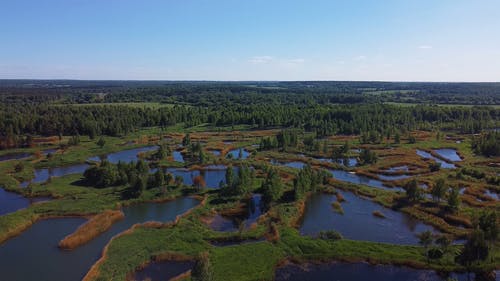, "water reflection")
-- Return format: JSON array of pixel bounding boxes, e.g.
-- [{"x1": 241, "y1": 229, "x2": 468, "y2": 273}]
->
[
  {"x1": 300, "y1": 192, "x2": 439, "y2": 245},
  {"x1": 0, "y1": 197, "x2": 199, "y2": 281}
]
